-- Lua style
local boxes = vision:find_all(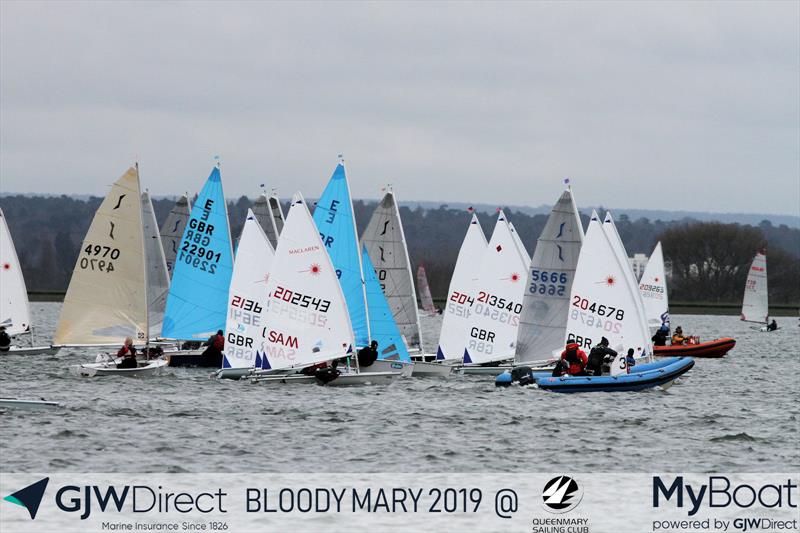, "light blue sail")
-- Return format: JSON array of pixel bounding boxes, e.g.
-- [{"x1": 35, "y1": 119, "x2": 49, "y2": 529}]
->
[
  {"x1": 362, "y1": 247, "x2": 411, "y2": 362},
  {"x1": 162, "y1": 167, "x2": 234, "y2": 339},
  {"x1": 312, "y1": 163, "x2": 369, "y2": 346}
]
